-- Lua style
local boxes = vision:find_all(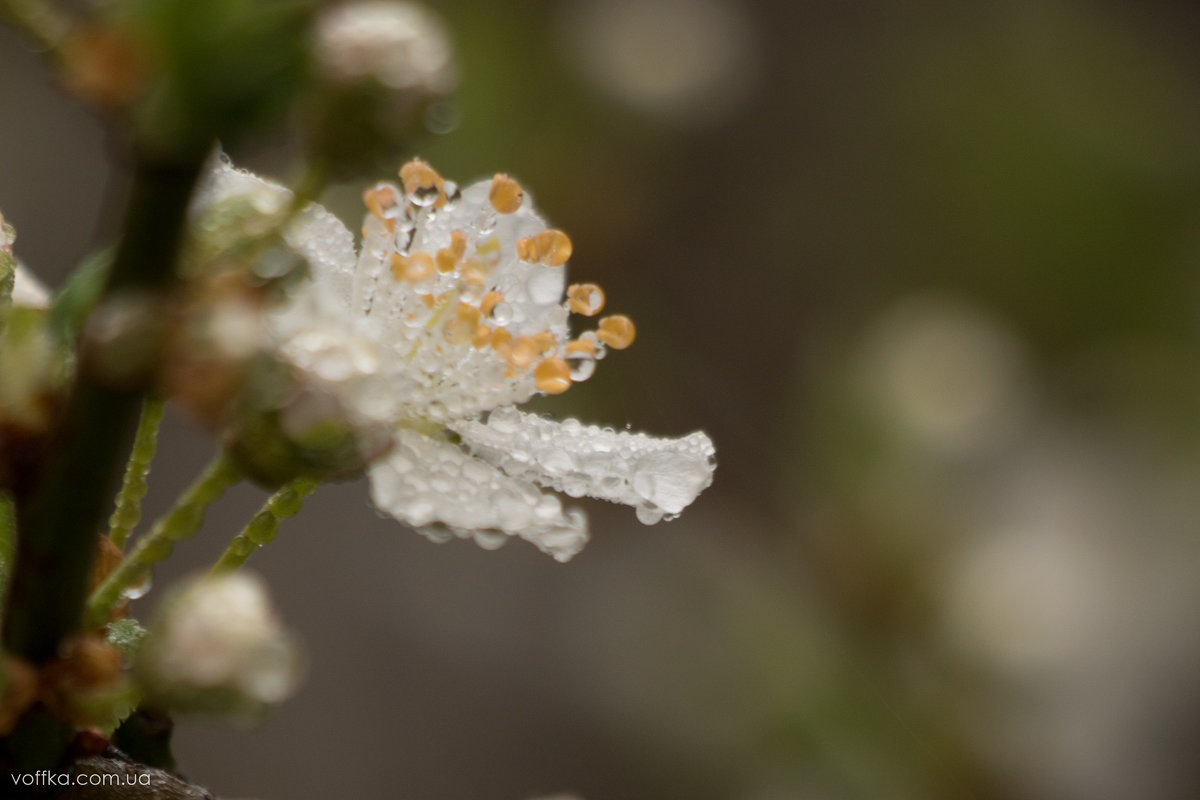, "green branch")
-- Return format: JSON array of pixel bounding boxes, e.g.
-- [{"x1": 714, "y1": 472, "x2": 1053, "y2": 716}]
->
[
  {"x1": 210, "y1": 478, "x2": 317, "y2": 574},
  {"x1": 108, "y1": 396, "x2": 167, "y2": 551},
  {"x1": 3, "y1": 157, "x2": 207, "y2": 663},
  {"x1": 86, "y1": 450, "x2": 240, "y2": 630}
]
